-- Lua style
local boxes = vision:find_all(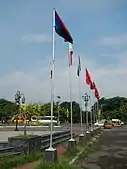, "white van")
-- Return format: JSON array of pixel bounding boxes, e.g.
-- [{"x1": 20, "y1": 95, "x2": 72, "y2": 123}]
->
[{"x1": 38, "y1": 116, "x2": 58, "y2": 126}]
